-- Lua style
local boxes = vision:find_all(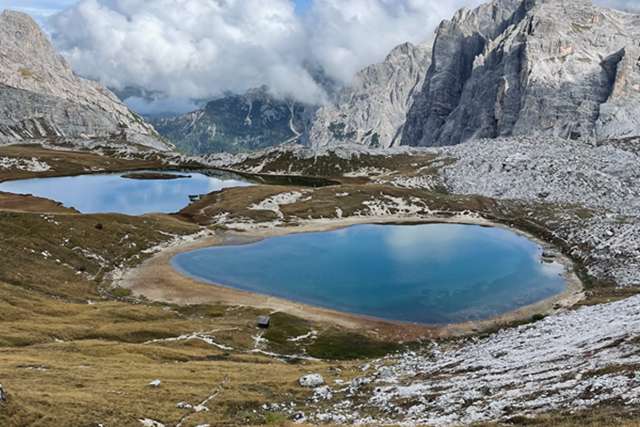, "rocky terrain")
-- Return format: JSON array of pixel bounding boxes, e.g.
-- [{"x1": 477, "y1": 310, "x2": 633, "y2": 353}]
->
[
  {"x1": 304, "y1": 293, "x2": 640, "y2": 425},
  {"x1": 402, "y1": 0, "x2": 640, "y2": 146},
  {"x1": 153, "y1": 40, "x2": 433, "y2": 154},
  {"x1": 0, "y1": 1, "x2": 639, "y2": 426},
  {"x1": 150, "y1": 87, "x2": 312, "y2": 154},
  {"x1": 0, "y1": 11, "x2": 170, "y2": 151},
  {"x1": 310, "y1": 42, "x2": 432, "y2": 149},
  {"x1": 188, "y1": 132, "x2": 639, "y2": 425}
]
